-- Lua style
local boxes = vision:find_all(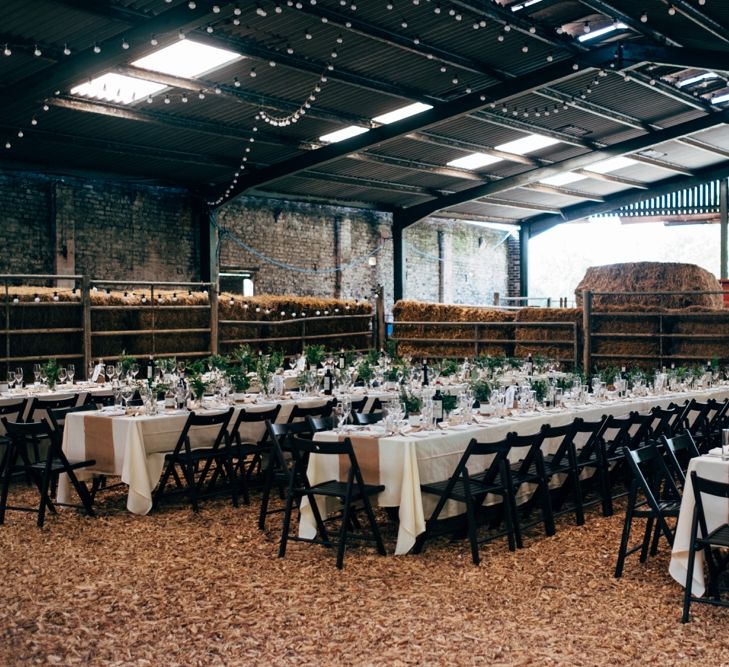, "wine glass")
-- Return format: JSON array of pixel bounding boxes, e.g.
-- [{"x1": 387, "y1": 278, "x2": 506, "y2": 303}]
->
[
  {"x1": 67, "y1": 363, "x2": 75, "y2": 385},
  {"x1": 289, "y1": 356, "x2": 298, "y2": 371},
  {"x1": 340, "y1": 395, "x2": 352, "y2": 427},
  {"x1": 58, "y1": 367, "x2": 67, "y2": 385},
  {"x1": 33, "y1": 364, "x2": 41, "y2": 385},
  {"x1": 177, "y1": 361, "x2": 186, "y2": 377},
  {"x1": 334, "y1": 403, "x2": 347, "y2": 433},
  {"x1": 130, "y1": 363, "x2": 139, "y2": 380},
  {"x1": 120, "y1": 383, "x2": 135, "y2": 410},
  {"x1": 15, "y1": 367, "x2": 23, "y2": 388},
  {"x1": 7, "y1": 371, "x2": 15, "y2": 390},
  {"x1": 106, "y1": 364, "x2": 116, "y2": 384}
]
